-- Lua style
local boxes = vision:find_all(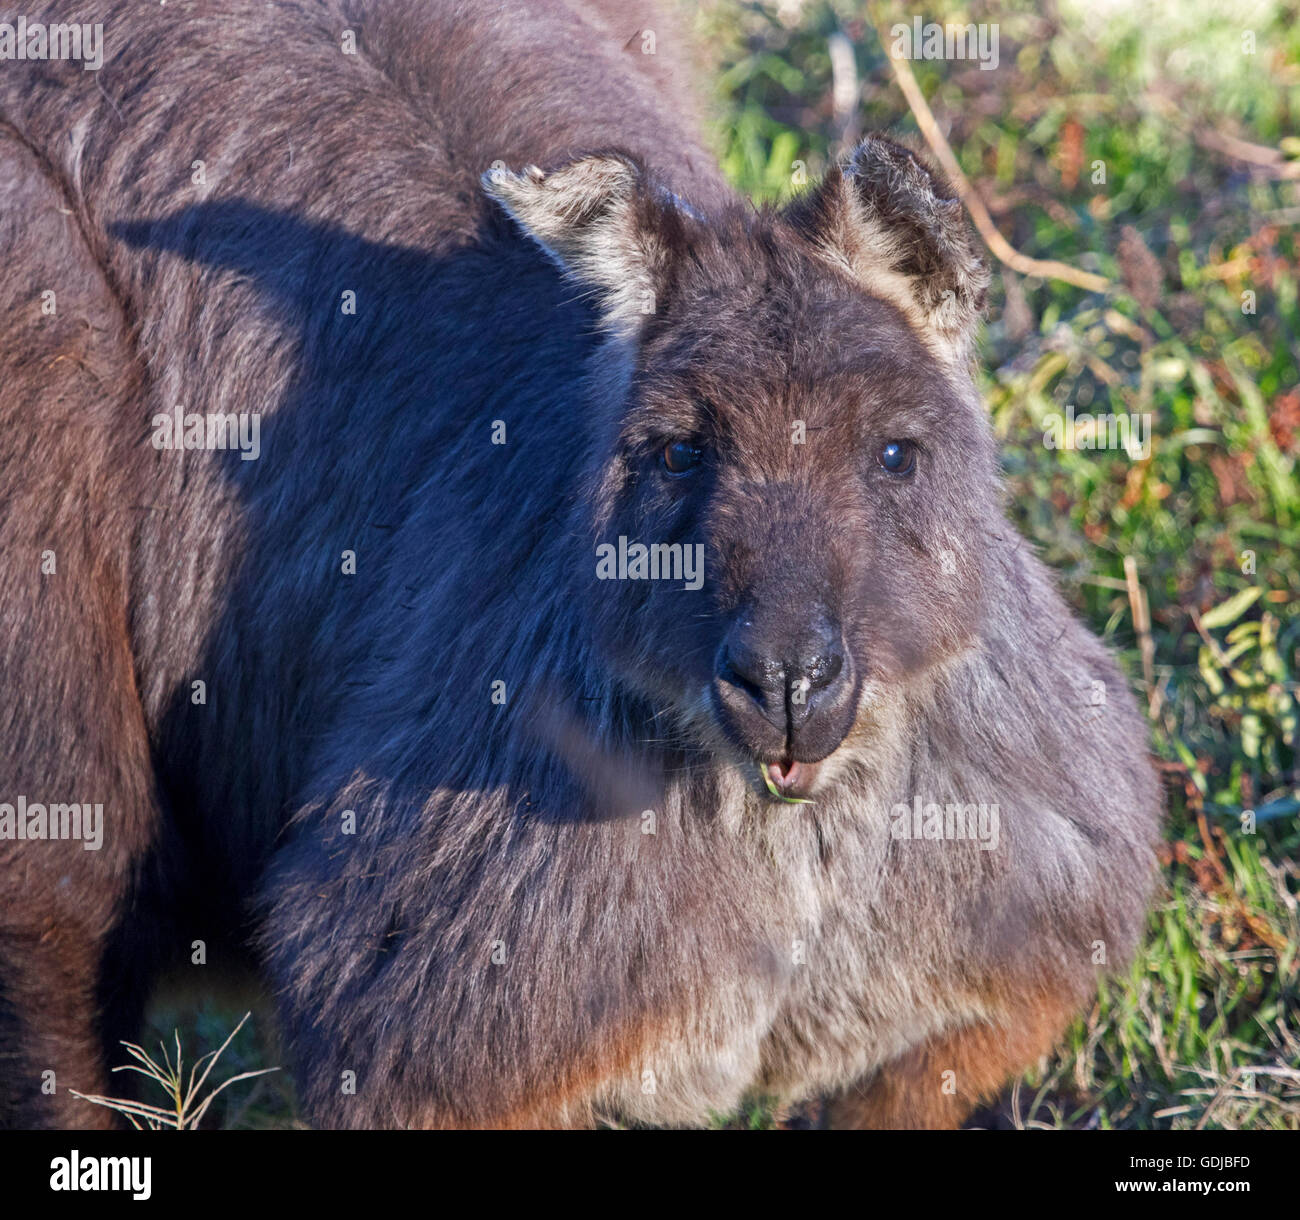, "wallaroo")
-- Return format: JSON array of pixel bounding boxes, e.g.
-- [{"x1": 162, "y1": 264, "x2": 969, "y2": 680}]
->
[{"x1": 0, "y1": 0, "x2": 1160, "y2": 1129}]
